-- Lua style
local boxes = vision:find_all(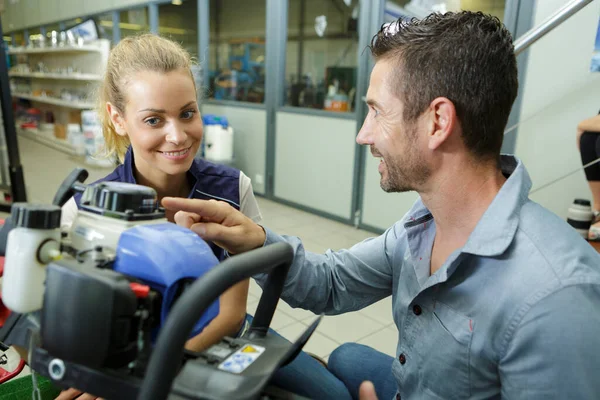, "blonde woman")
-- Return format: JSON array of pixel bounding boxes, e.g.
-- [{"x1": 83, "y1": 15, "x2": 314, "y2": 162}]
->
[
  {"x1": 60, "y1": 34, "x2": 258, "y2": 354},
  {"x1": 57, "y1": 35, "x2": 351, "y2": 400}
]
